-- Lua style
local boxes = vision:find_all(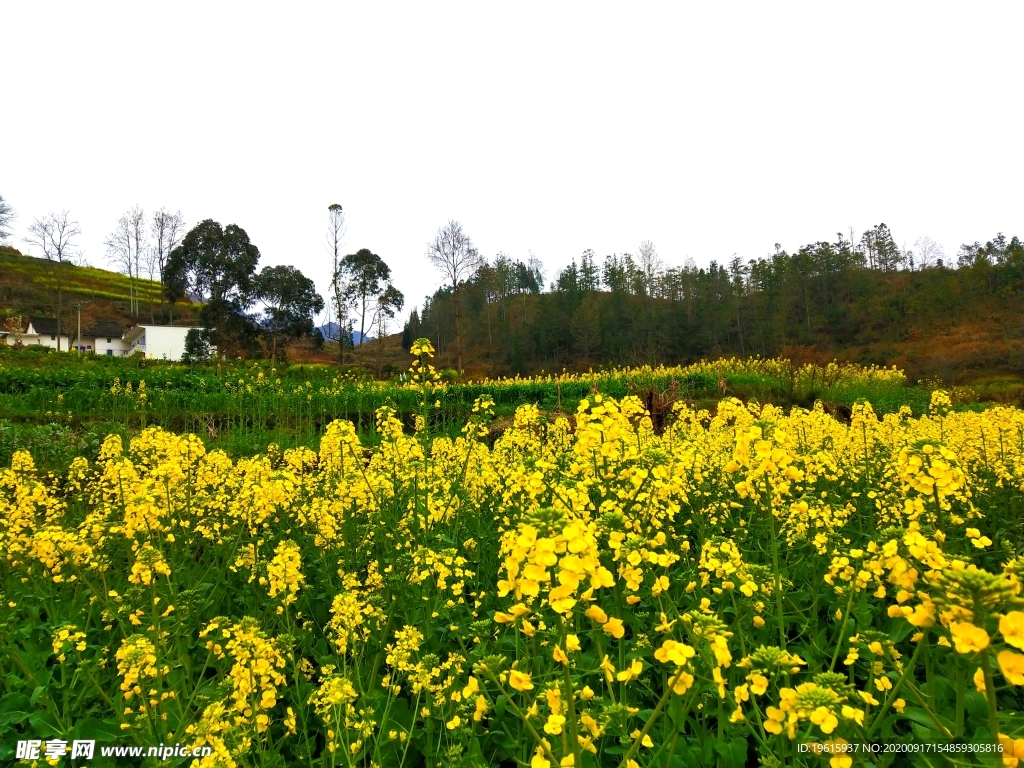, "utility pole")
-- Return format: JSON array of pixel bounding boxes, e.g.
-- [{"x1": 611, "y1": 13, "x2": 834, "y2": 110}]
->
[
  {"x1": 71, "y1": 299, "x2": 91, "y2": 352},
  {"x1": 72, "y1": 302, "x2": 83, "y2": 352}
]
